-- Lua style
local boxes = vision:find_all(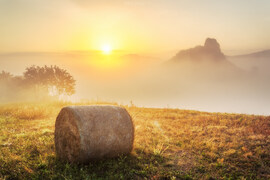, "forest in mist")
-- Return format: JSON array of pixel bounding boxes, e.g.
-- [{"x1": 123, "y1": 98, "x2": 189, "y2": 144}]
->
[{"x1": 1, "y1": 38, "x2": 270, "y2": 115}]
